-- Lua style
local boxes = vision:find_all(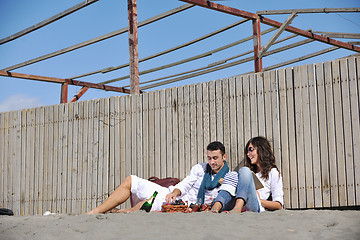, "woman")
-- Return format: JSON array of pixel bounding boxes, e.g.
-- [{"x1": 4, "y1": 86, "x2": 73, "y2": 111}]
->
[{"x1": 211, "y1": 136, "x2": 283, "y2": 213}]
